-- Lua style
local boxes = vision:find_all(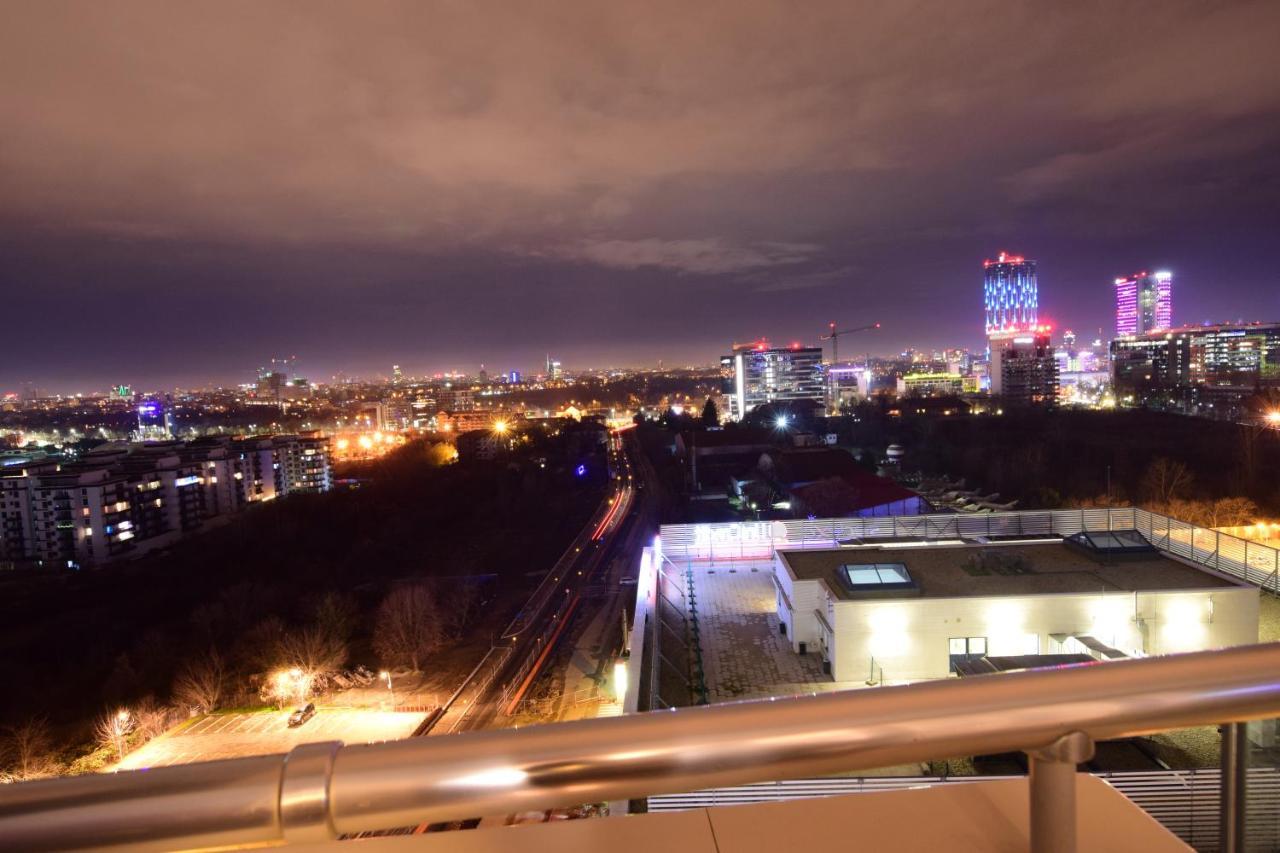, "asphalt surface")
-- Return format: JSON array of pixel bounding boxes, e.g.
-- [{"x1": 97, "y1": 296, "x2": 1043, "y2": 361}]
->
[{"x1": 116, "y1": 708, "x2": 426, "y2": 769}]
